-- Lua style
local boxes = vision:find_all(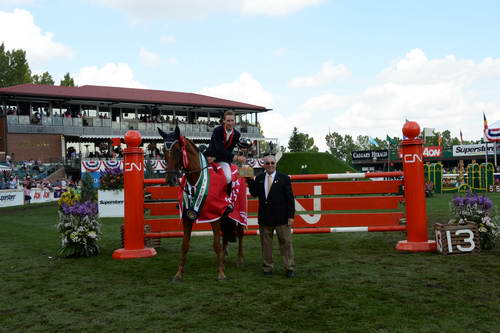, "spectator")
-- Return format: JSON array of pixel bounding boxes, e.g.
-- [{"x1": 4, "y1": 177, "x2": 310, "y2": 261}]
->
[{"x1": 24, "y1": 185, "x2": 32, "y2": 204}]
